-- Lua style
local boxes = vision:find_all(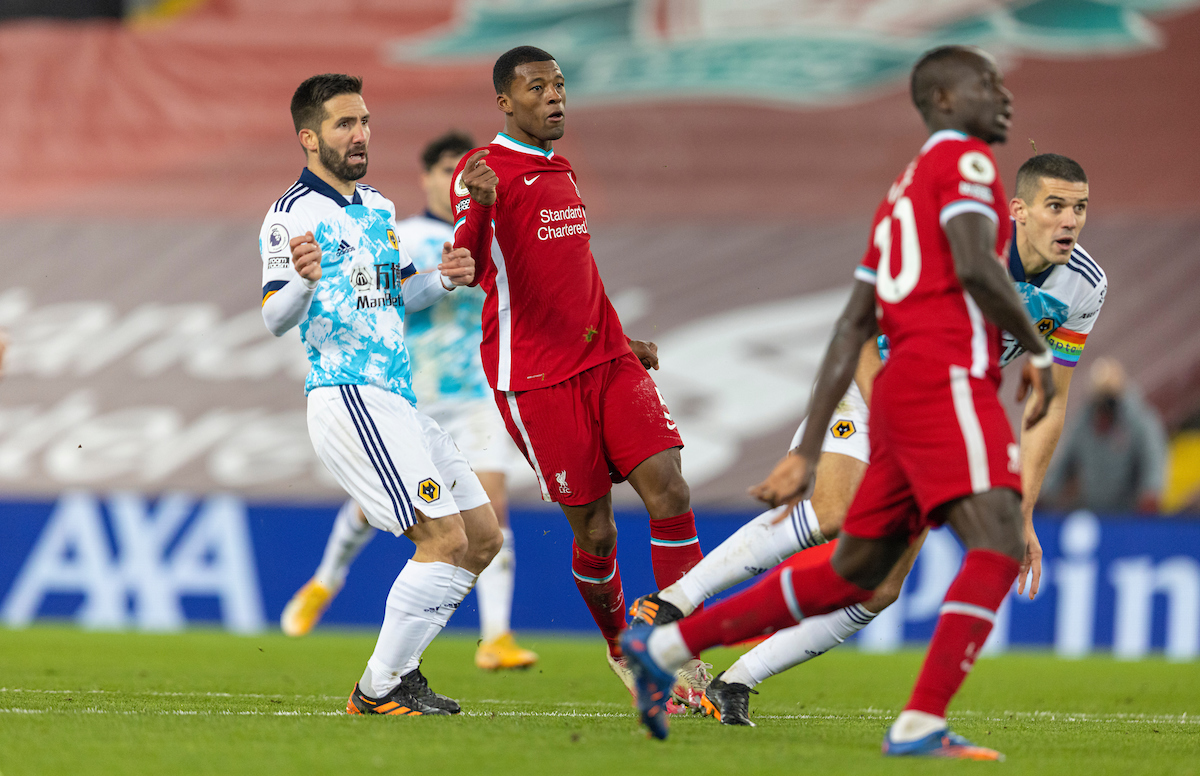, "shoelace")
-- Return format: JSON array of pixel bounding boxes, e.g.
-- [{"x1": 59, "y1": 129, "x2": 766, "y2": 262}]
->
[
  {"x1": 721, "y1": 682, "x2": 758, "y2": 718},
  {"x1": 680, "y1": 660, "x2": 714, "y2": 688}
]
